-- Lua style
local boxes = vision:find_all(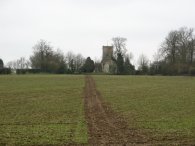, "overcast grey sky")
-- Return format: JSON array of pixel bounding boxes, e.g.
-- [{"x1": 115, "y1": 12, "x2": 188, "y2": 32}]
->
[{"x1": 0, "y1": 0, "x2": 195, "y2": 65}]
